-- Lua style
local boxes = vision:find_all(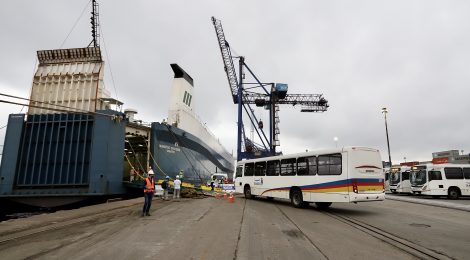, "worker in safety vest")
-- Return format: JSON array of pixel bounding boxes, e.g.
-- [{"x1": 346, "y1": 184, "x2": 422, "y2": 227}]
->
[{"x1": 142, "y1": 168, "x2": 155, "y2": 217}]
